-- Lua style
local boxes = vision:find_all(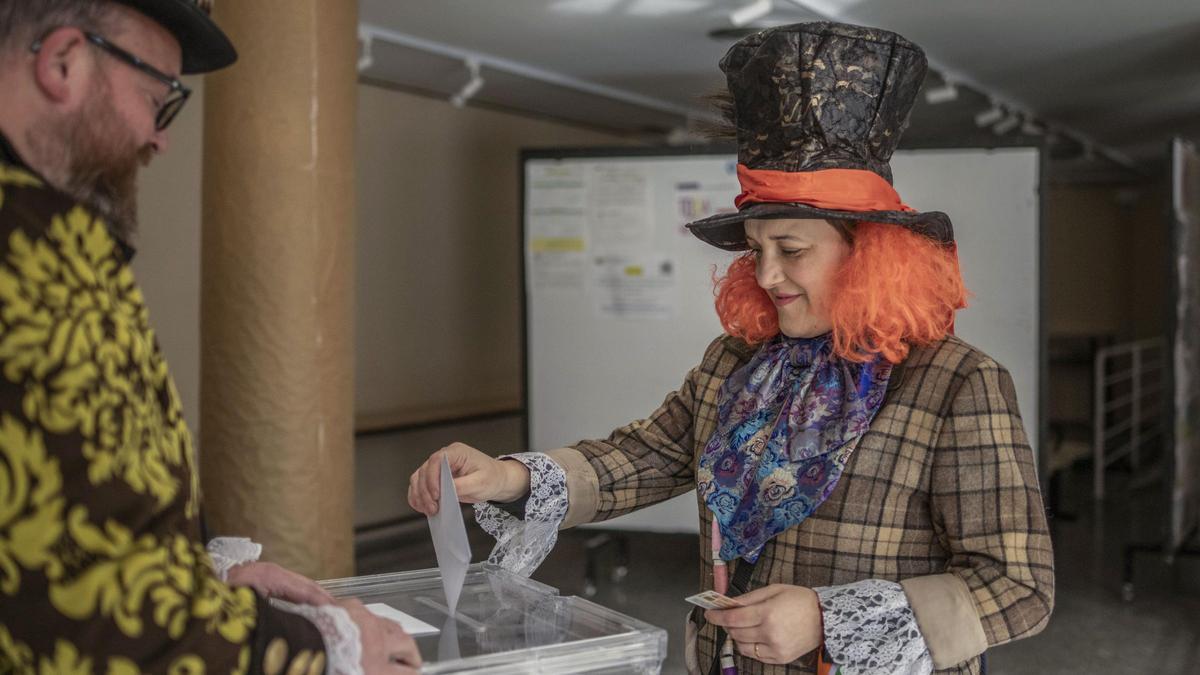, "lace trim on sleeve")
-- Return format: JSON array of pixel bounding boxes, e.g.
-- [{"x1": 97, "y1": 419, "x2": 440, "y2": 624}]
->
[
  {"x1": 206, "y1": 536, "x2": 263, "y2": 581},
  {"x1": 814, "y1": 578, "x2": 933, "y2": 675},
  {"x1": 473, "y1": 452, "x2": 568, "y2": 578},
  {"x1": 272, "y1": 600, "x2": 364, "y2": 675}
]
